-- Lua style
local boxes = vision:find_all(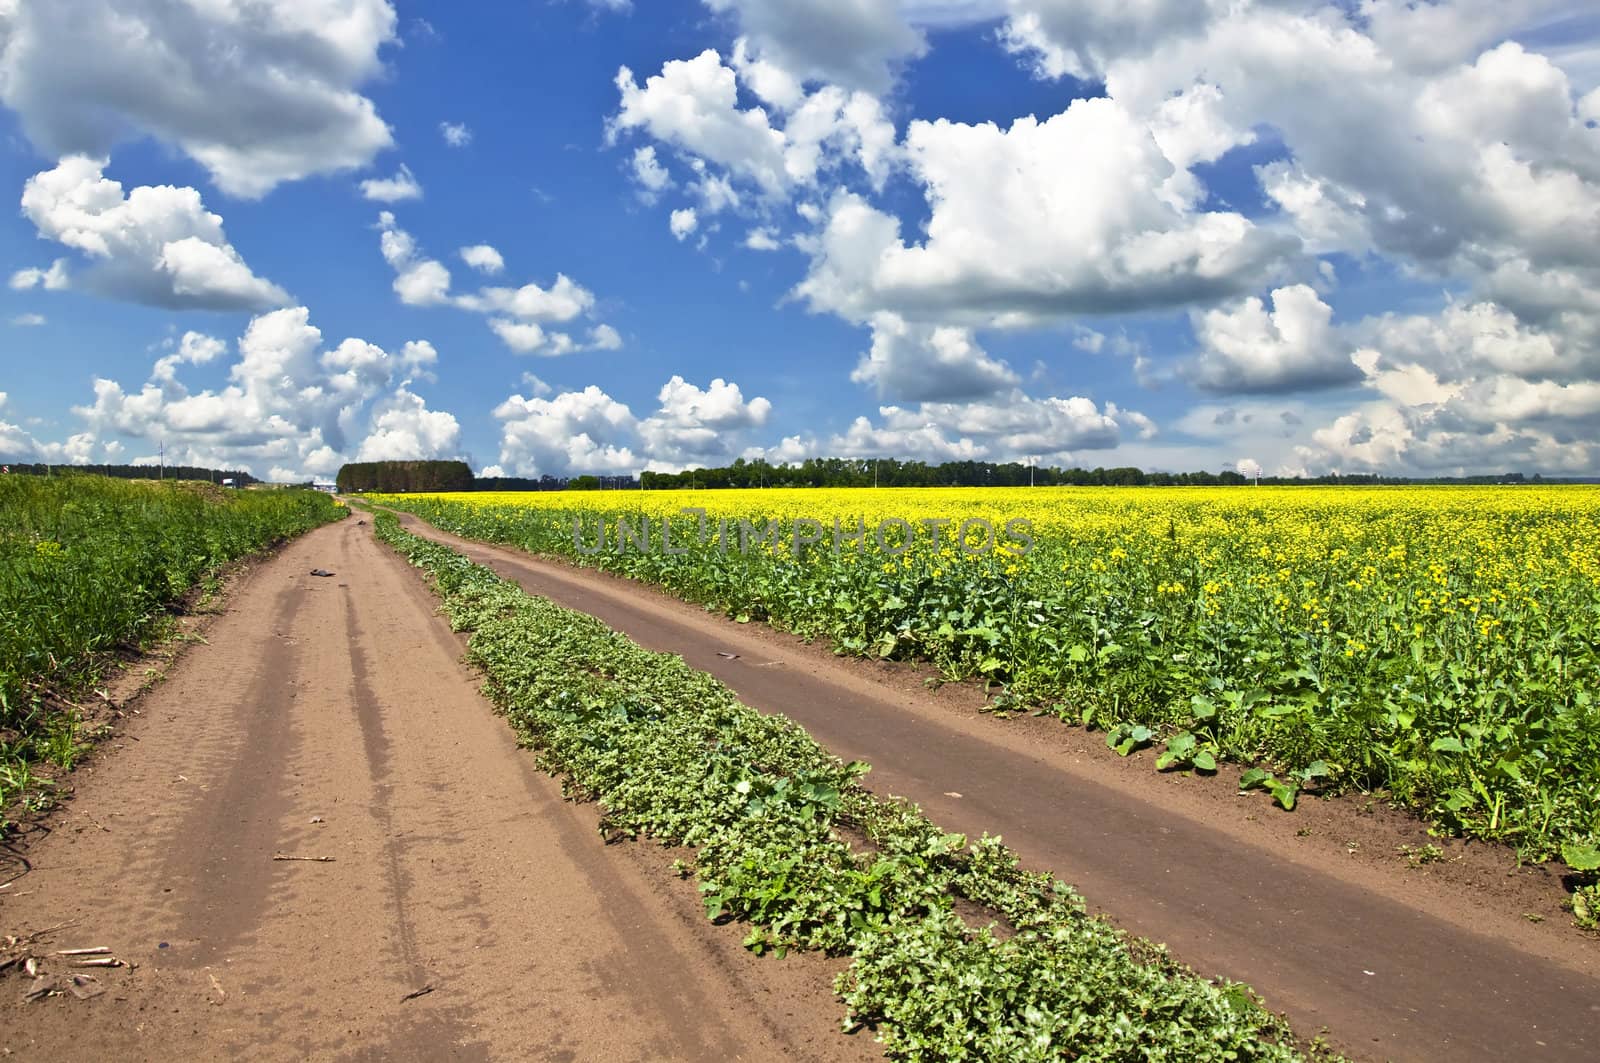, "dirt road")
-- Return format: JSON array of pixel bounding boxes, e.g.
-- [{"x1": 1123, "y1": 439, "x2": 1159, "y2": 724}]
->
[
  {"x1": 394, "y1": 513, "x2": 1600, "y2": 1063},
  {"x1": 0, "y1": 519, "x2": 871, "y2": 1061}
]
